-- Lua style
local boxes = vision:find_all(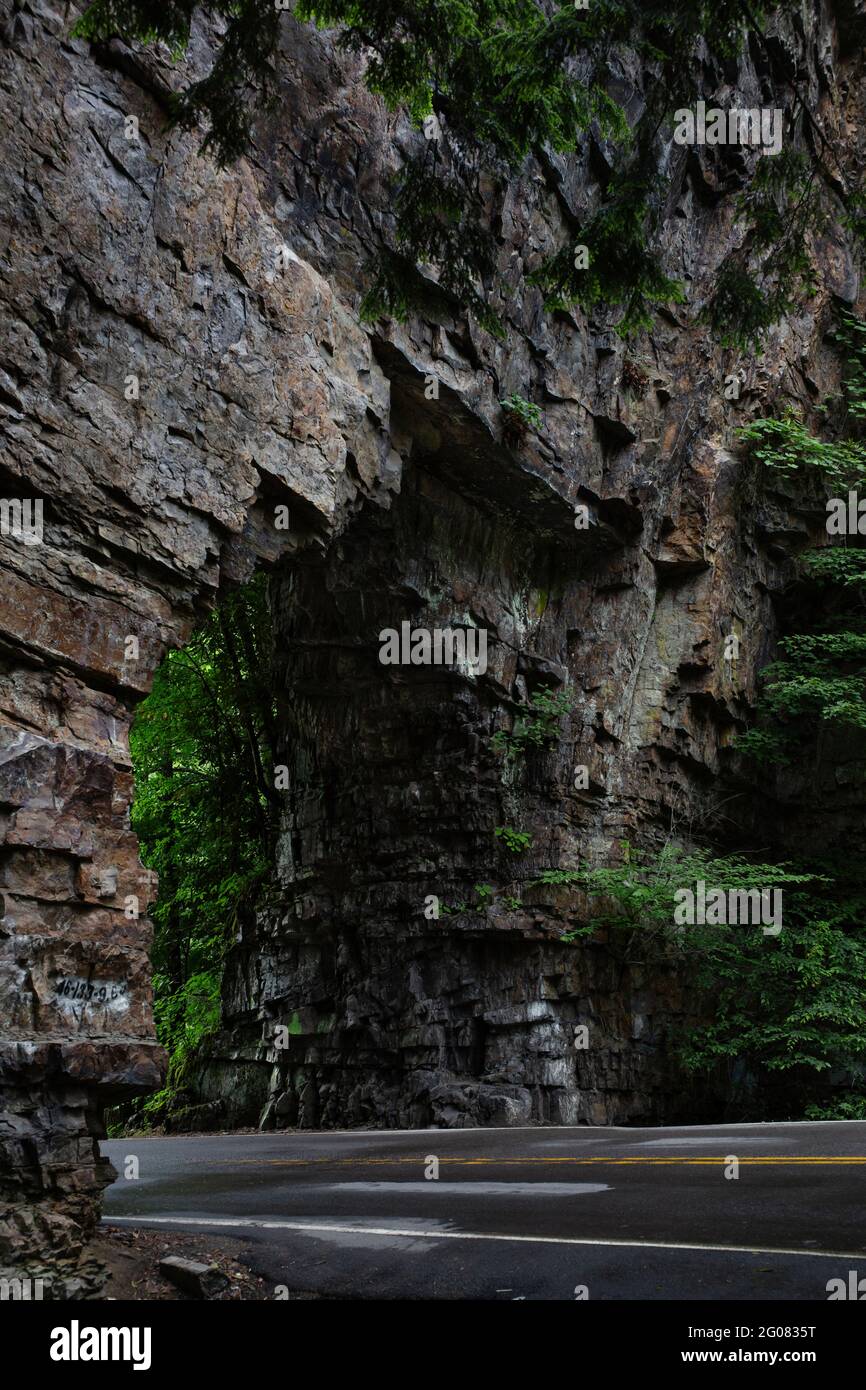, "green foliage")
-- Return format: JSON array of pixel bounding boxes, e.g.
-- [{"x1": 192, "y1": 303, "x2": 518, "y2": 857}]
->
[
  {"x1": 803, "y1": 547, "x2": 866, "y2": 588},
  {"x1": 804, "y1": 1092, "x2": 866, "y2": 1121},
  {"x1": 544, "y1": 844, "x2": 866, "y2": 1085},
  {"x1": 719, "y1": 321, "x2": 866, "y2": 1100},
  {"x1": 74, "y1": 1, "x2": 283, "y2": 164},
  {"x1": 829, "y1": 311, "x2": 866, "y2": 424},
  {"x1": 736, "y1": 574, "x2": 866, "y2": 758},
  {"x1": 128, "y1": 575, "x2": 277, "y2": 1122},
  {"x1": 709, "y1": 151, "x2": 824, "y2": 352},
  {"x1": 710, "y1": 267, "x2": 787, "y2": 356},
  {"x1": 740, "y1": 312, "x2": 866, "y2": 482},
  {"x1": 73, "y1": 0, "x2": 196, "y2": 56},
  {"x1": 500, "y1": 392, "x2": 543, "y2": 431},
  {"x1": 732, "y1": 727, "x2": 793, "y2": 766},
  {"x1": 750, "y1": 632, "x2": 866, "y2": 731},
  {"x1": 301, "y1": 0, "x2": 631, "y2": 335},
  {"x1": 140, "y1": 968, "x2": 222, "y2": 1121},
  {"x1": 680, "y1": 884, "x2": 866, "y2": 1080},
  {"x1": 491, "y1": 687, "x2": 573, "y2": 764},
  {"x1": 737, "y1": 320, "x2": 866, "y2": 758},
  {"x1": 494, "y1": 824, "x2": 533, "y2": 853},
  {"x1": 737, "y1": 616, "x2": 866, "y2": 759},
  {"x1": 73, "y1": 4, "x2": 866, "y2": 1125},
  {"x1": 528, "y1": 175, "x2": 686, "y2": 339},
  {"x1": 359, "y1": 161, "x2": 504, "y2": 335},
  {"x1": 440, "y1": 881, "x2": 513, "y2": 914},
  {"x1": 532, "y1": 845, "x2": 814, "y2": 950},
  {"x1": 74, "y1": 0, "x2": 858, "y2": 345},
  {"x1": 740, "y1": 413, "x2": 866, "y2": 488},
  {"x1": 74, "y1": 0, "x2": 762, "y2": 168},
  {"x1": 300, "y1": 0, "x2": 628, "y2": 149}
]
